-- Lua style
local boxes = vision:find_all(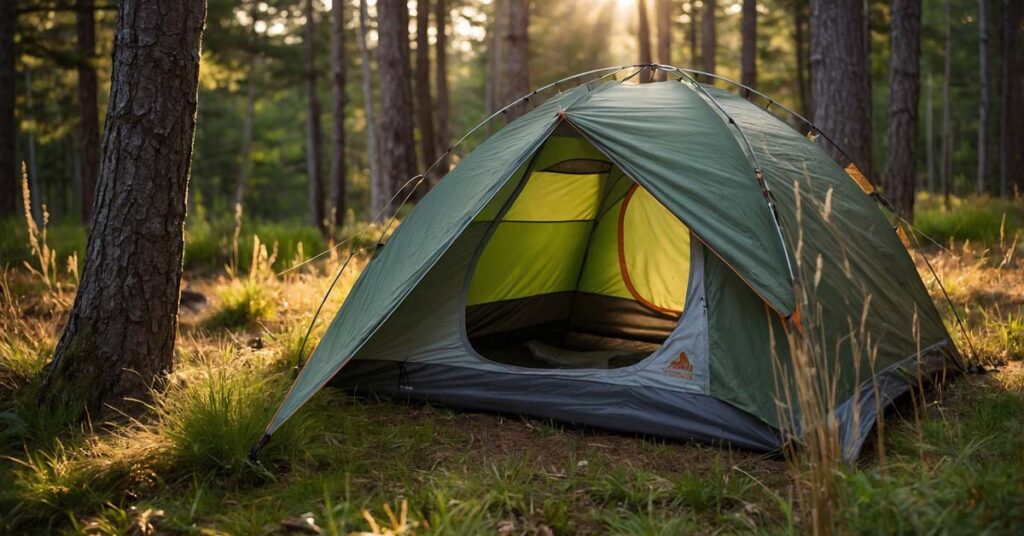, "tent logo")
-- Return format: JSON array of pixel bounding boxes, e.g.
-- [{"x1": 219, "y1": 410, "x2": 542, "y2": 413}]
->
[{"x1": 665, "y1": 351, "x2": 694, "y2": 380}]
